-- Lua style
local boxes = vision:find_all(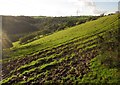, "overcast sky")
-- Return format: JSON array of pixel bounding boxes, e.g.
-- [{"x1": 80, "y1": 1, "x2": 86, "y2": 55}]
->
[{"x1": 0, "y1": 0, "x2": 119, "y2": 16}]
